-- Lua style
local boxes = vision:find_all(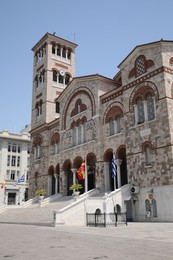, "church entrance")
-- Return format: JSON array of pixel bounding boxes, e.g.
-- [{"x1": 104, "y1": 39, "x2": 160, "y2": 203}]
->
[
  {"x1": 8, "y1": 192, "x2": 16, "y2": 205},
  {"x1": 48, "y1": 165, "x2": 56, "y2": 196}
]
